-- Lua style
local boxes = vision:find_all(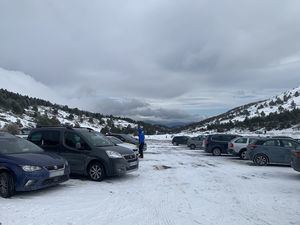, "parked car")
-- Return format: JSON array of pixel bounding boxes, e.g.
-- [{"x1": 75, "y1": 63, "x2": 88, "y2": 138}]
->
[
  {"x1": 109, "y1": 133, "x2": 147, "y2": 151},
  {"x1": 204, "y1": 134, "x2": 241, "y2": 156},
  {"x1": 106, "y1": 136, "x2": 139, "y2": 156},
  {"x1": 187, "y1": 136, "x2": 206, "y2": 149},
  {"x1": 28, "y1": 127, "x2": 138, "y2": 181},
  {"x1": 291, "y1": 147, "x2": 300, "y2": 172},
  {"x1": 172, "y1": 136, "x2": 189, "y2": 146},
  {"x1": 247, "y1": 138, "x2": 300, "y2": 166},
  {"x1": 228, "y1": 136, "x2": 261, "y2": 159},
  {"x1": 0, "y1": 132, "x2": 70, "y2": 198}
]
